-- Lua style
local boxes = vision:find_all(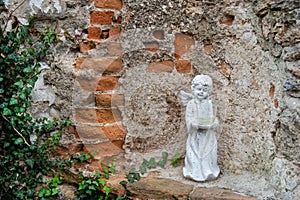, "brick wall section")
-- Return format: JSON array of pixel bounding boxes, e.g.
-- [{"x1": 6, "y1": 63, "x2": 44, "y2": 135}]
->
[
  {"x1": 72, "y1": 0, "x2": 125, "y2": 164},
  {"x1": 72, "y1": 2, "x2": 198, "y2": 163}
]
